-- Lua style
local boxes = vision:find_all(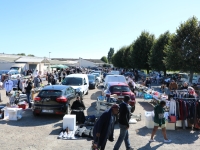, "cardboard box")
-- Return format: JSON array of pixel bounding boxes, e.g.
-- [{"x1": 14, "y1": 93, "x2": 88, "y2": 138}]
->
[{"x1": 63, "y1": 115, "x2": 76, "y2": 131}]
